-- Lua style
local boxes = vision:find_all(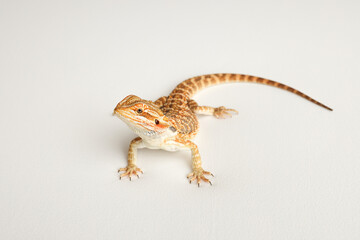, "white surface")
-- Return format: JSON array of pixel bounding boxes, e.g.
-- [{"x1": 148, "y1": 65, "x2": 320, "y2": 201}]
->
[{"x1": 1, "y1": 0, "x2": 359, "y2": 239}]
